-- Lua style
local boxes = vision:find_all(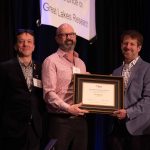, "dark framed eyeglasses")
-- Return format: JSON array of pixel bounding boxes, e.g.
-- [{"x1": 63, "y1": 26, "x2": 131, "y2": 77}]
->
[
  {"x1": 16, "y1": 29, "x2": 34, "y2": 36},
  {"x1": 57, "y1": 32, "x2": 76, "y2": 38}
]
